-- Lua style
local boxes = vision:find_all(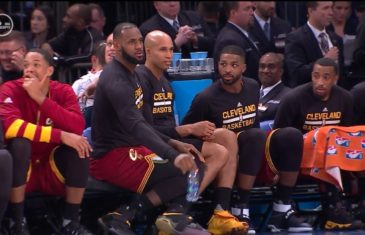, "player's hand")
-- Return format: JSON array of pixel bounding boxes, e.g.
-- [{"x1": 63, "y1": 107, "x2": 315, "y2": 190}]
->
[
  {"x1": 60, "y1": 131, "x2": 93, "y2": 158},
  {"x1": 190, "y1": 121, "x2": 216, "y2": 140},
  {"x1": 168, "y1": 139, "x2": 205, "y2": 163},
  {"x1": 173, "y1": 153, "x2": 197, "y2": 174},
  {"x1": 22, "y1": 73, "x2": 46, "y2": 105}
]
